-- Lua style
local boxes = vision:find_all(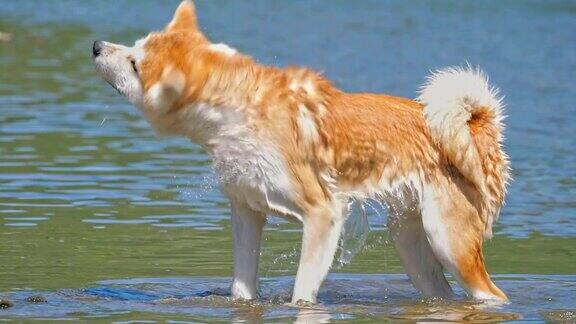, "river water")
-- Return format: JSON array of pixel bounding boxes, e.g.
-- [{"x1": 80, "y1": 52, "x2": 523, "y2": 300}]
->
[{"x1": 0, "y1": 0, "x2": 575, "y2": 322}]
